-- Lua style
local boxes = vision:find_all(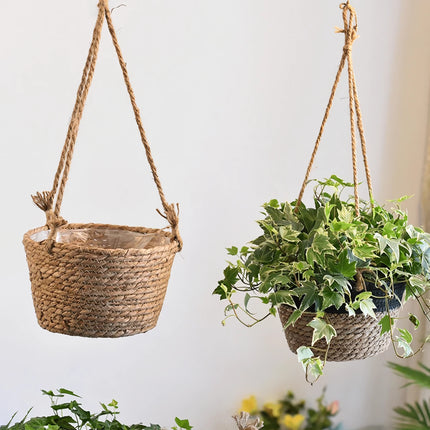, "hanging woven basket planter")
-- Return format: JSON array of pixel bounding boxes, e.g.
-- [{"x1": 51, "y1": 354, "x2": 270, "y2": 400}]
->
[
  {"x1": 23, "y1": 0, "x2": 182, "y2": 338},
  {"x1": 274, "y1": 1, "x2": 386, "y2": 363},
  {"x1": 214, "y1": 0, "x2": 430, "y2": 381}
]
